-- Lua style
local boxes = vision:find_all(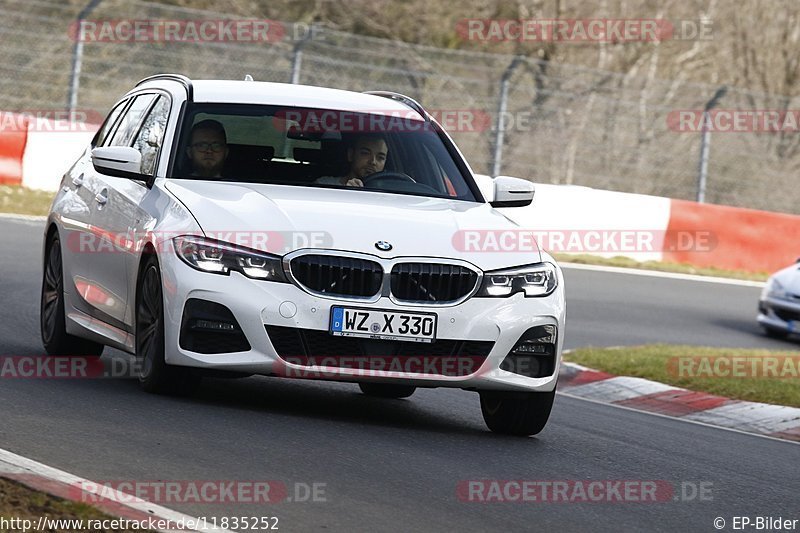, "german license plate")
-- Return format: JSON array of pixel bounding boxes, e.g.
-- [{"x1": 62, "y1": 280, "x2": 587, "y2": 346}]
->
[{"x1": 329, "y1": 306, "x2": 437, "y2": 343}]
